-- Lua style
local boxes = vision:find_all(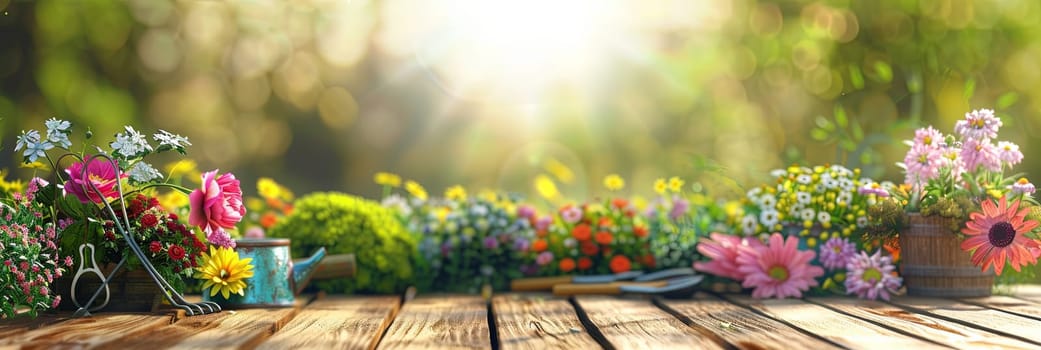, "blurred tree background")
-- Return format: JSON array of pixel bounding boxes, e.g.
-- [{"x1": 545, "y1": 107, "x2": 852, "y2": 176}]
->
[{"x1": 1, "y1": 0, "x2": 1040, "y2": 200}]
